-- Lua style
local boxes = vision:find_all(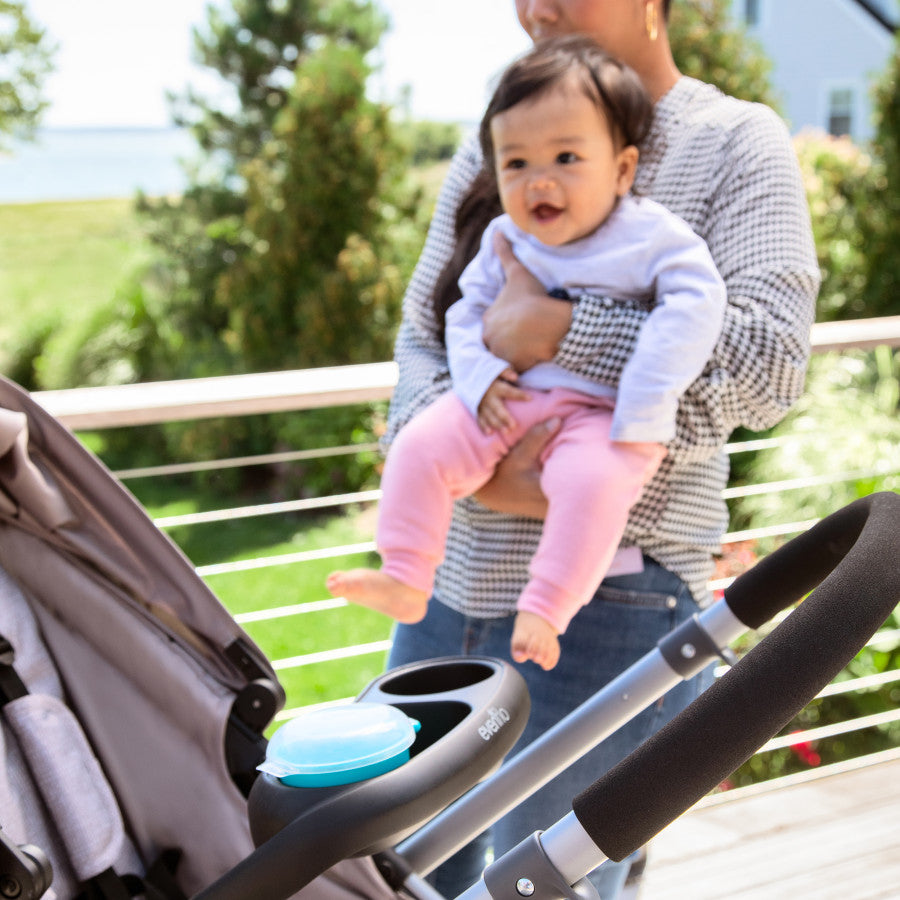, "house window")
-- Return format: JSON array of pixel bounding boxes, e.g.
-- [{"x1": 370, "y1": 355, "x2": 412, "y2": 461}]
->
[
  {"x1": 828, "y1": 88, "x2": 854, "y2": 137},
  {"x1": 744, "y1": 0, "x2": 761, "y2": 26}
]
